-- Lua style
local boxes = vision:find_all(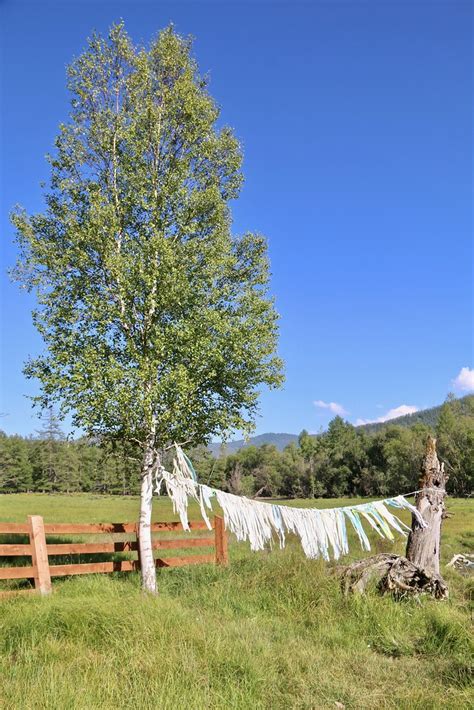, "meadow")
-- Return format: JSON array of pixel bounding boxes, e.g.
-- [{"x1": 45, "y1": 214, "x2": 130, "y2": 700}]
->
[{"x1": 0, "y1": 493, "x2": 473, "y2": 709}]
